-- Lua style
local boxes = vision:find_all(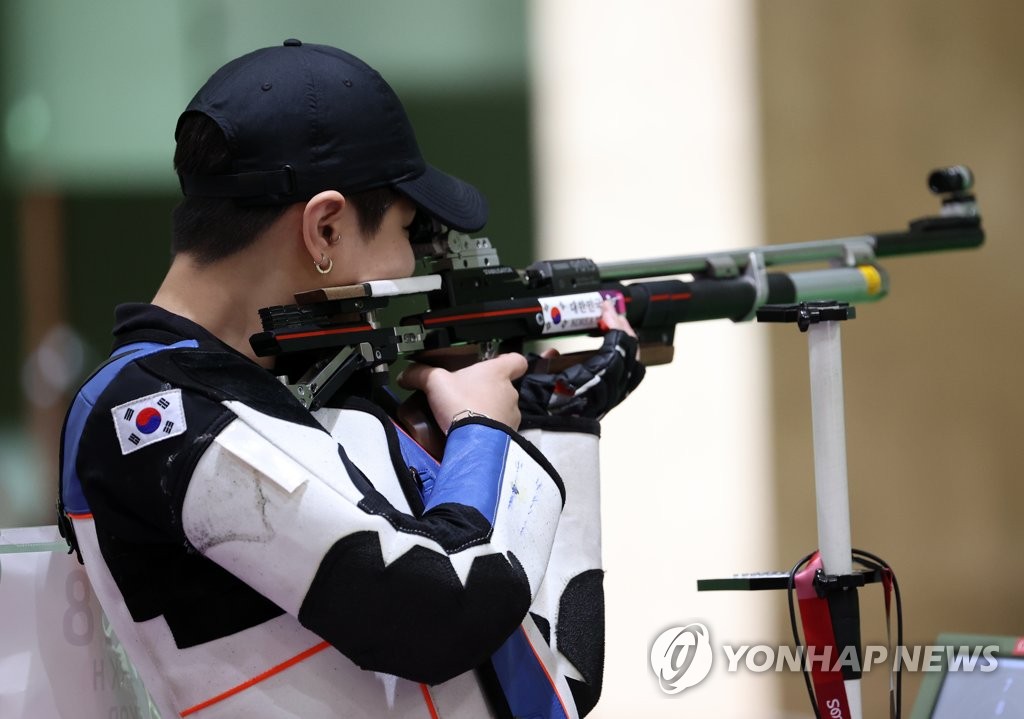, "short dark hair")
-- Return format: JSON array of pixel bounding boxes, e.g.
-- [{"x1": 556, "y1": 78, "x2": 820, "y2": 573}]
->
[
  {"x1": 348, "y1": 186, "x2": 400, "y2": 240},
  {"x1": 171, "y1": 114, "x2": 400, "y2": 264}
]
